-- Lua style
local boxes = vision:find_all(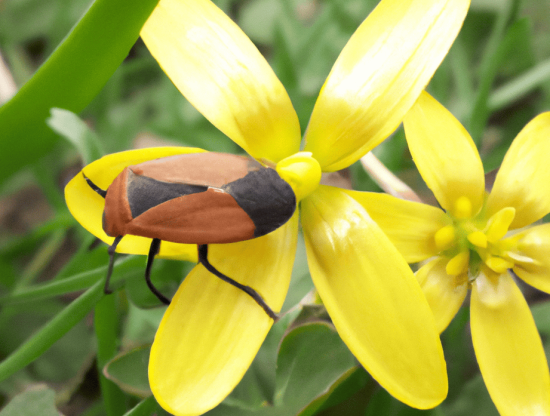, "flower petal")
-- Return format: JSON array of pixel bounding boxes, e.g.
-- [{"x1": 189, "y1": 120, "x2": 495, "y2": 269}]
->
[
  {"x1": 140, "y1": 0, "x2": 300, "y2": 163},
  {"x1": 511, "y1": 223, "x2": 550, "y2": 294},
  {"x1": 416, "y1": 258, "x2": 467, "y2": 333},
  {"x1": 404, "y1": 92, "x2": 485, "y2": 216},
  {"x1": 301, "y1": 185, "x2": 447, "y2": 409},
  {"x1": 303, "y1": 0, "x2": 470, "y2": 171},
  {"x1": 149, "y1": 213, "x2": 298, "y2": 416},
  {"x1": 471, "y1": 271, "x2": 550, "y2": 416},
  {"x1": 486, "y1": 112, "x2": 550, "y2": 229},
  {"x1": 65, "y1": 147, "x2": 204, "y2": 260},
  {"x1": 343, "y1": 189, "x2": 449, "y2": 263}
]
